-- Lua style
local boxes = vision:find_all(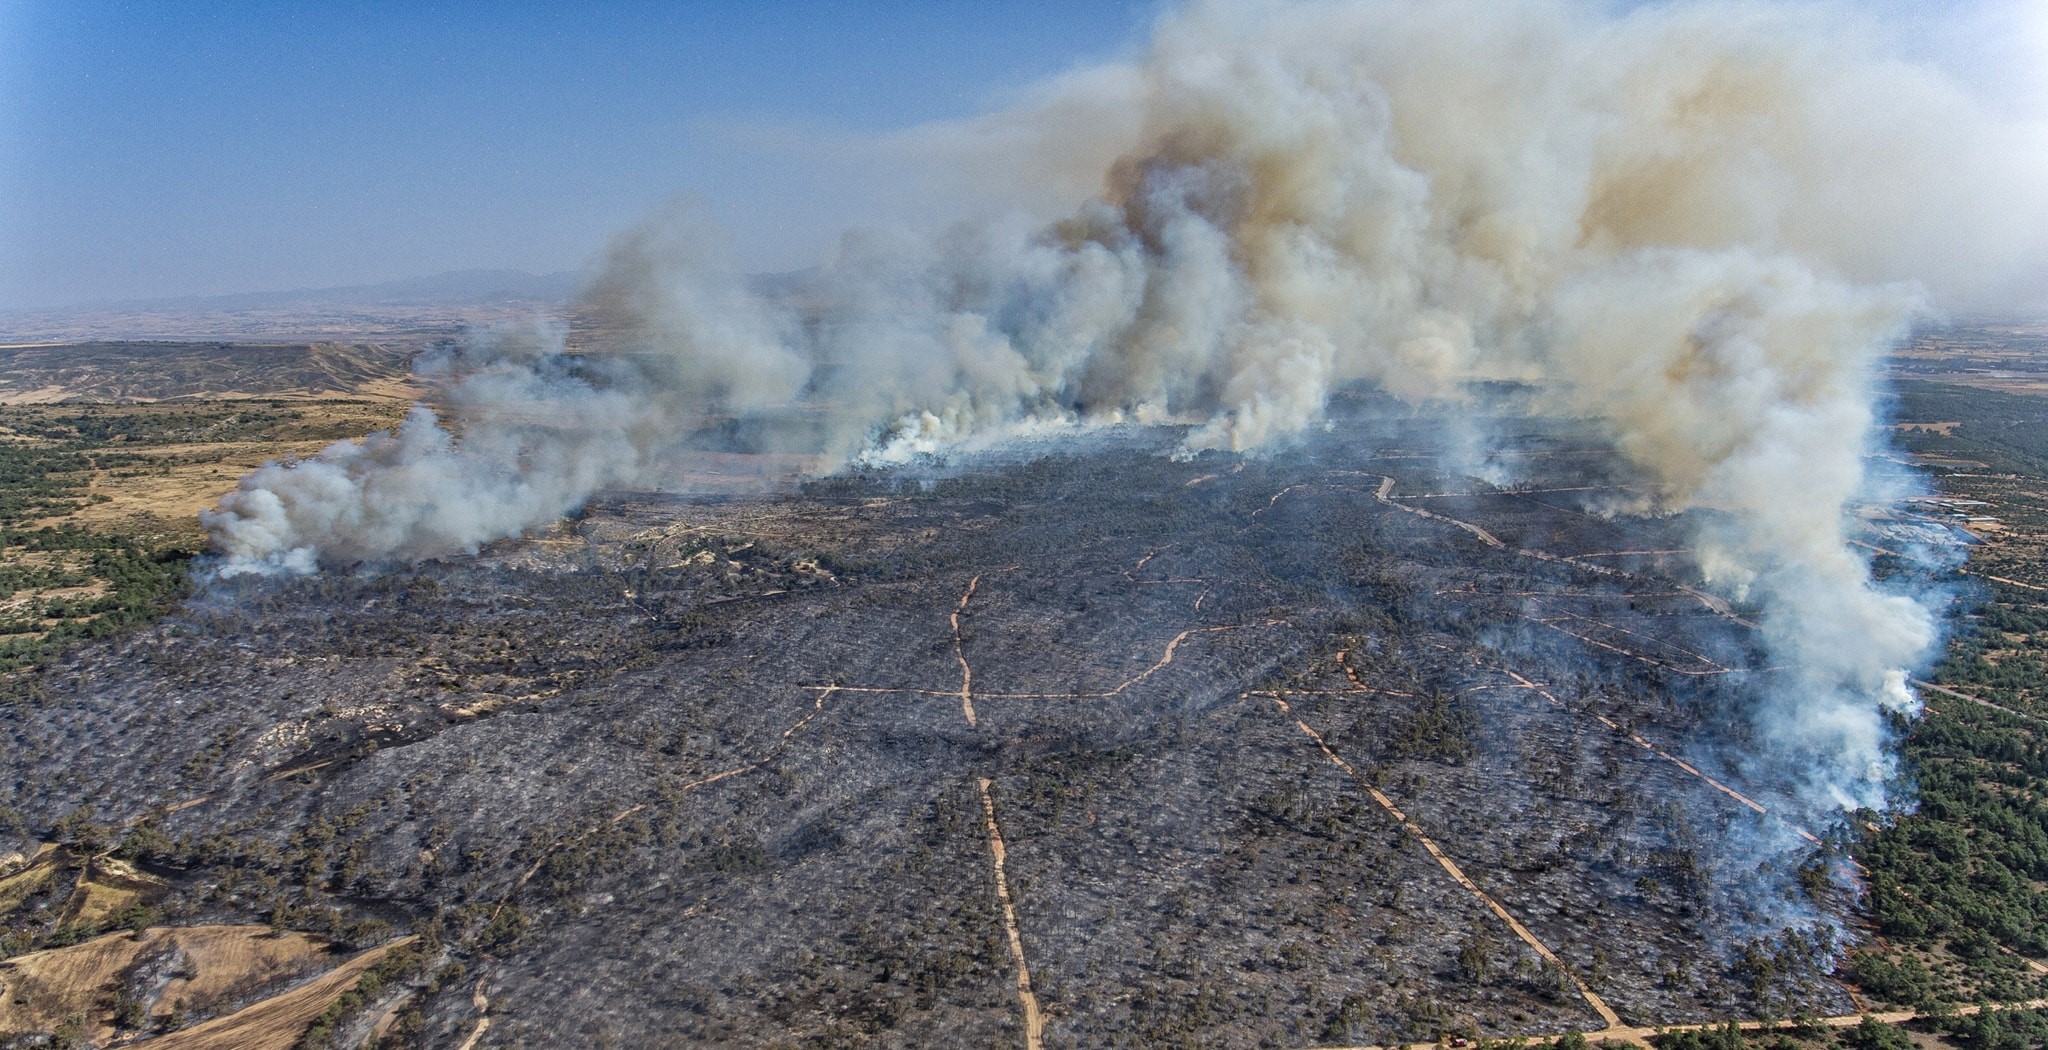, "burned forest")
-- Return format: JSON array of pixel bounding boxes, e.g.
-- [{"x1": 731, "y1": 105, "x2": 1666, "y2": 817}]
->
[
  {"x1": 8, "y1": 1, "x2": 2048, "y2": 1045},
  {"x1": 1, "y1": 393, "x2": 1887, "y2": 1048}
]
